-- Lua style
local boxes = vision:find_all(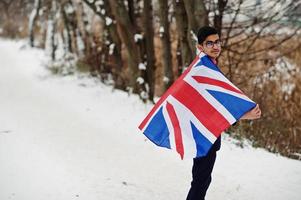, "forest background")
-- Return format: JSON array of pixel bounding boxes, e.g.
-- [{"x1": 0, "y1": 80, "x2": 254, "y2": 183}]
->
[{"x1": 0, "y1": 0, "x2": 300, "y2": 159}]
